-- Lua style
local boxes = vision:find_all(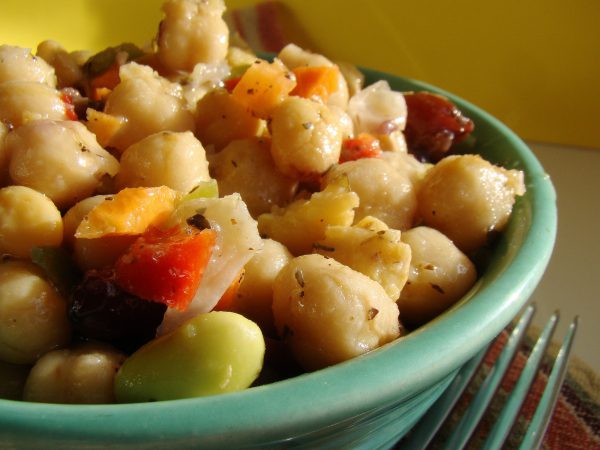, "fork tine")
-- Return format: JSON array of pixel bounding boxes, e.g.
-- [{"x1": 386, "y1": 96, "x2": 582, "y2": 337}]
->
[
  {"x1": 440, "y1": 304, "x2": 536, "y2": 450},
  {"x1": 481, "y1": 311, "x2": 559, "y2": 450},
  {"x1": 399, "y1": 344, "x2": 491, "y2": 450},
  {"x1": 518, "y1": 315, "x2": 579, "y2": 450}
]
